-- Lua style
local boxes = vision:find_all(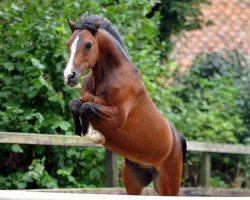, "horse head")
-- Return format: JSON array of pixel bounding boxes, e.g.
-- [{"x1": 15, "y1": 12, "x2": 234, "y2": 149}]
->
[{"x1": 64, "y1": 18, "x2": 102, "y2": 87}]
